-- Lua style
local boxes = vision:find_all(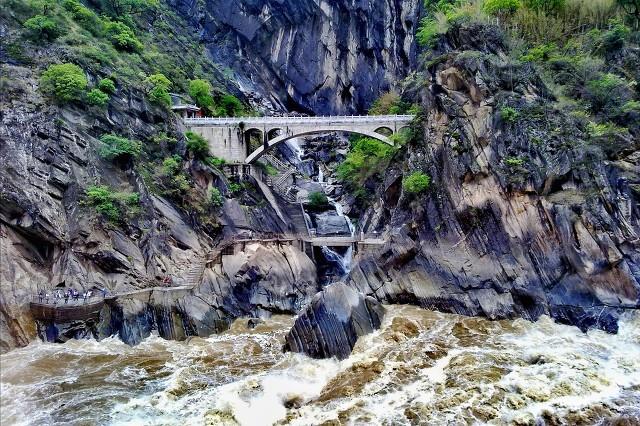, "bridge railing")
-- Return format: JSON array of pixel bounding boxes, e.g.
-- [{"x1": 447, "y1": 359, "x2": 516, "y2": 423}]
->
[{"x1": 184, "y1": 114, "x2": 415, "y2": 126}]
